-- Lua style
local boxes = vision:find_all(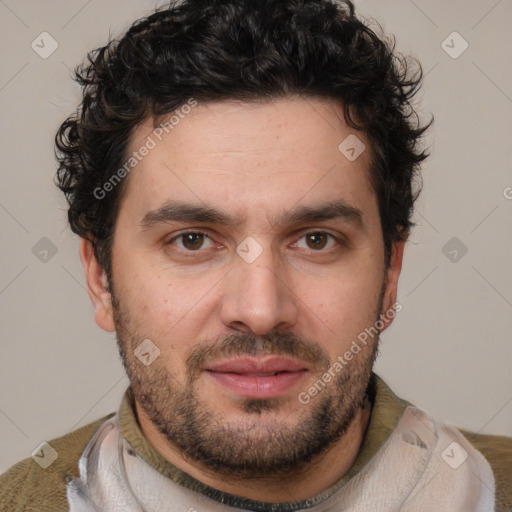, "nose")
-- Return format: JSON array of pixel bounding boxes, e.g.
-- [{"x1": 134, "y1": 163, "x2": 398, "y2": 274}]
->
[{"x1": 219, "y1": 243, "x2": 299, "y2": 336}]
